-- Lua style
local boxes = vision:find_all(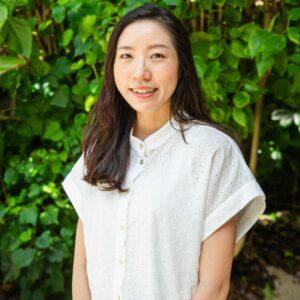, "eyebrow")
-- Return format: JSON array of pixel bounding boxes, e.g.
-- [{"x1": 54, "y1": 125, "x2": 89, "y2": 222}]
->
[{"x1": 117, "y1": 44, "x2": 170, "y2": 50}]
